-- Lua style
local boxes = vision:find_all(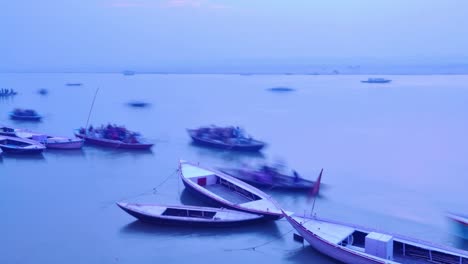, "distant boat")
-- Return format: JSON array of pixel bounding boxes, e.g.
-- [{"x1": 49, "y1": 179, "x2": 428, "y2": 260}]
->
[
  {"x1": 219, "y1": 166, "x2": 322, "y2": 190},
  {"x1": 284, "y1": 212, "x2": 468, "y2": 264},
  {"x1": 38, "y1": 88, "x2": 48, "y2": 95},
  {"x1": 0, "y1": 126, "x2": 20, "y2": 137},
  {"x1": 117, "y1": 203, "x2": 264, "y2": 227},
  {"x1": 447, "y1": 212, "x2": 468, "y2": 240},
  {"x1": 178, "y1": 160, "x2": 283, "y2": 220},
  {"x1": 0, "y1": 135, "x2": 46, "y2": 154},
  {"x1": 9, "y1": 109, "x2": 42, "y2": 121},
  {"x1": 361, "y1": 78, "x2": 392, "y2": 83},
  {"x1": 75, "y1": 125, "x2": 153, "y2": 150},
  {"x1": 187, "y1": 126, "x2": 266, "y2": 152},
  {"x1": 66, "y1": 83, "x2": 82, "y2": 86},
  {"x1": 267, "y1": 87, "x2": 295, "y2": 92},
  {"x1": 127, "y1": 101, "x2": 150, "y2": 108},
  {"x1": 122, "y1": 70, "x2": 136, "y2": 76}
]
